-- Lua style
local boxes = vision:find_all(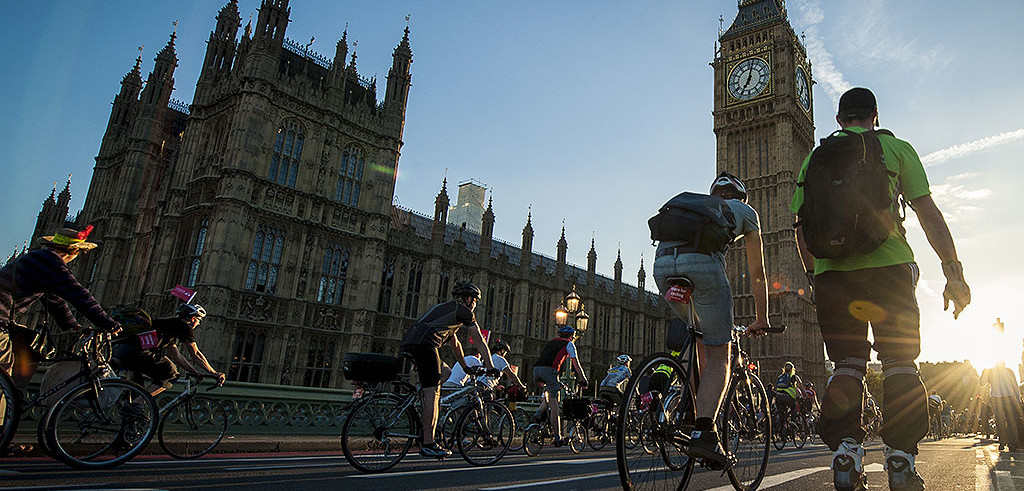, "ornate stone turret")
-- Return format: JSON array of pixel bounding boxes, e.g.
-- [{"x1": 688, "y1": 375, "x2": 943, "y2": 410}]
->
[
  {"x1": 140, "y1": 32, "x2": 177, "y2": 108},
  {"x1": 253, "y1": 0, "x2": 289, "y2": 48},
  {"x1": 384, "y1": 25, "x2": 413, "y2": 130},
  {"x1": 520, "y1": 210, "x2": 534, "y2": 268},
  {"x1": 328, "y1": 28, "x2": 348, "y2": 89},
  {"x1": 431, "y1": 178, "x2": 449, "y2": 243},
  {"x1": 555, "y1": 223, "x2": 567, "y2": 282},
  {"x1": 201, "y1": 0, "x2": 240, "y2": 78},
  {"x1": 637, "y1": 254, "x2": 646, "y2": 293}
]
